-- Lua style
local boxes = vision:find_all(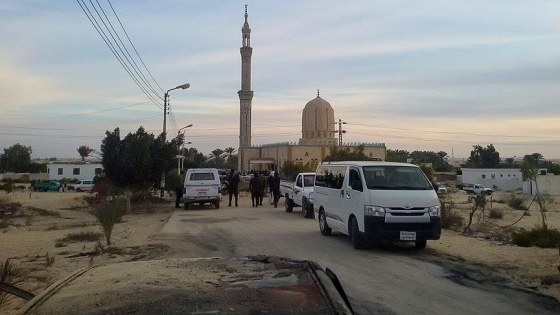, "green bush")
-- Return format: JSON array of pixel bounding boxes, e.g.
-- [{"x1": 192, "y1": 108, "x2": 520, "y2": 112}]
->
[
  {"x1": 507, "y1": 193, "x2": 526, "y2": 210},
  {"x1": 511, "y1": 226, "x2": 560, "y2": 248},
  {"x1": 488, "y1": 208, "x2": 504, "y2": 219},
  {"x1": 440, "y1": 201, "x2": 464, "y2": 230}
]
